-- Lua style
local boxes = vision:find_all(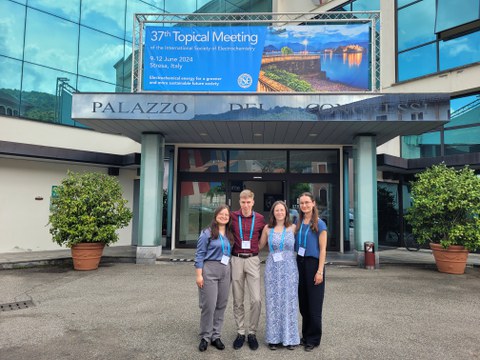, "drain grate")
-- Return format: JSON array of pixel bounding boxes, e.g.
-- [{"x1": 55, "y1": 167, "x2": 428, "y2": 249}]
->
[{"x1": 0, "y1": 300, "x2": 35, "y2": 312}]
